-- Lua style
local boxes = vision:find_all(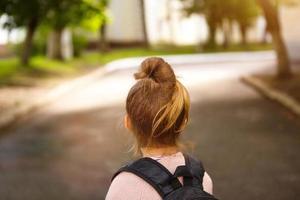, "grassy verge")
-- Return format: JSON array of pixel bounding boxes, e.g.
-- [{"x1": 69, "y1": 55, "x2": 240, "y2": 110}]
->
[
  {"x1": 200, "y1": 42, "x2": 273, "y2": 52},
  {"x1": 0, "y1": 43, "x2": 272, "y2": 86}
]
